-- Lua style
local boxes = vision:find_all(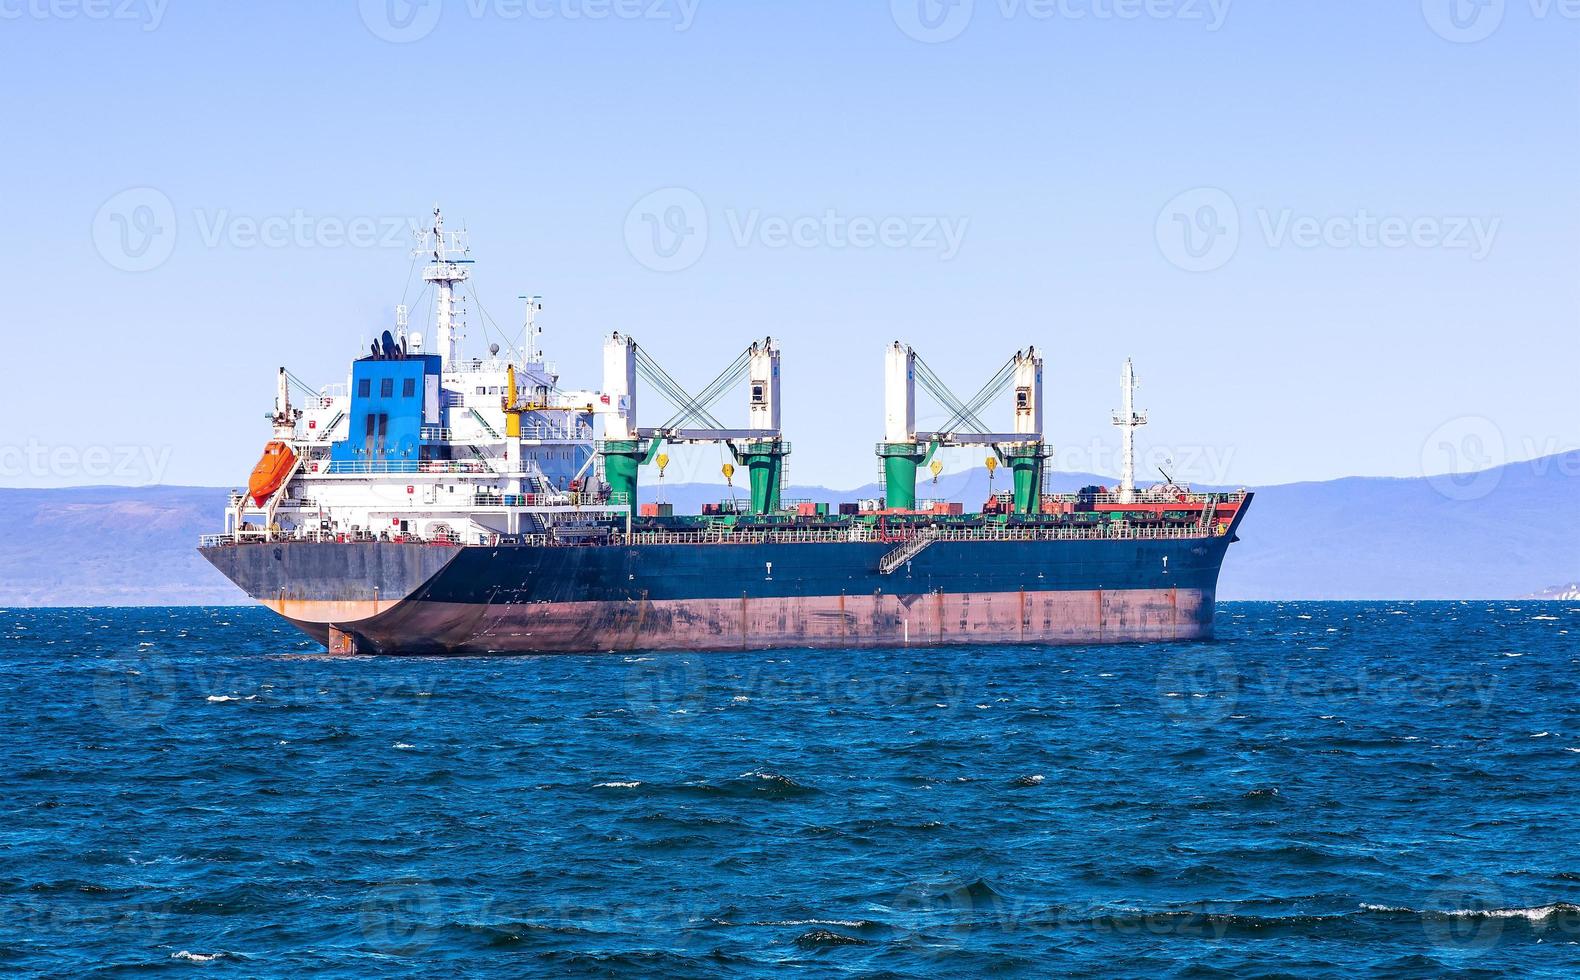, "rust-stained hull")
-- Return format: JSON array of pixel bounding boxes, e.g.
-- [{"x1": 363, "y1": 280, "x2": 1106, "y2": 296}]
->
[
  {"x1": 296, "y1": 586, "x2": 1213, "y2": 654},
  {"x1": 200, "y1": 507, "x2": 1248, "y2": 655}
]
